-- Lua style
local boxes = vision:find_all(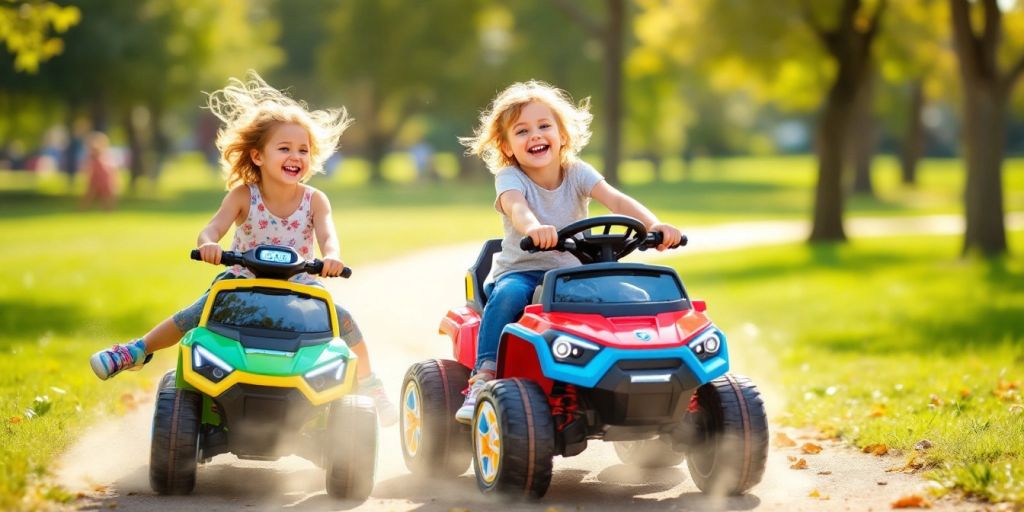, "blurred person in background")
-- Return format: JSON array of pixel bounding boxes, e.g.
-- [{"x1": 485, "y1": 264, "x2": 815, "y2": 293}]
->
[{"x1": 80, "y1": 132, "x2": 118, "y2": 210}]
